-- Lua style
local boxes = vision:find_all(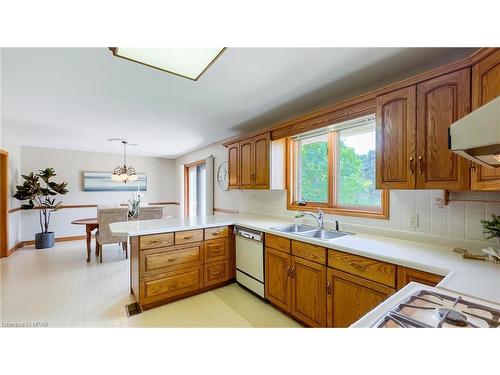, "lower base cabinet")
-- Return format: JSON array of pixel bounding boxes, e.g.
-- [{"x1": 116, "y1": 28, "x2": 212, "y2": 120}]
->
[
  {"x1": 291, "y1": 256, "x2": 327, "y2": 327},
  {"x1": 265, "y1": 246, "x2": 327, "y2": 327},
  {"x1": 265, "y1": 247, "x2": 292, "y2": 312},
  {"x1": 327, "y1": 268, "x2": 395, "y2": 328},
  {"x1": 397, "y1": 266, "x2": 444, "y2": 290}
]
